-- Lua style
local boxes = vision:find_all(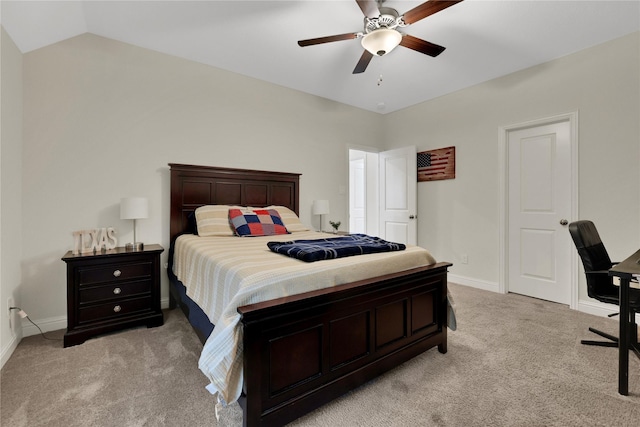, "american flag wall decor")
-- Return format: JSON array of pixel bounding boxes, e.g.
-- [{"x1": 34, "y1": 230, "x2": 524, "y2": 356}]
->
[{"x1": 417, "y1": 146, "x2": 456, "y2": 182}]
